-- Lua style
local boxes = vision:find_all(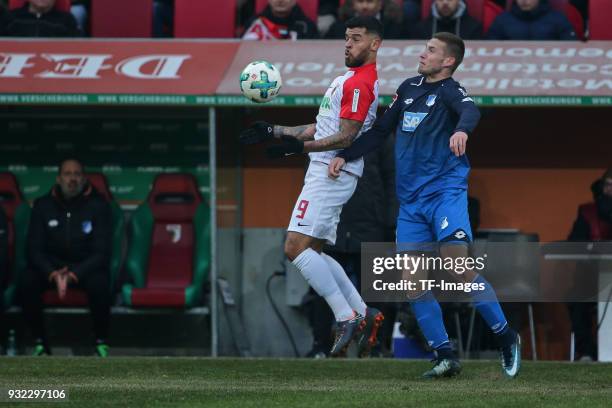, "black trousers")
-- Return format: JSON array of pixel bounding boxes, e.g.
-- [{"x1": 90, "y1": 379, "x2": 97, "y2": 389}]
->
[
  {"x1": 568, "y1": 302, "x2": 597, "y2": 359},
  {"x1": 20, "y1": 271, "x2": 111, "y2": 342}
]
